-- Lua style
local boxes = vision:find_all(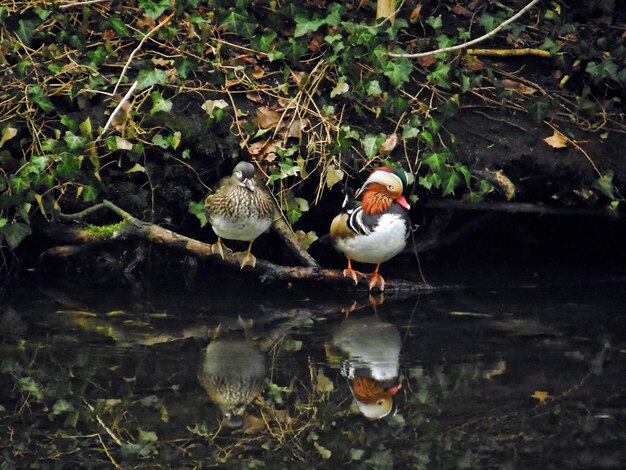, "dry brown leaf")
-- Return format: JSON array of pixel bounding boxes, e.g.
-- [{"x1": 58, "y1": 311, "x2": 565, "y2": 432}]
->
[
  {"x1": 544, "y1": 130, "x2": 568, "y2": 149},
  {"x1": 242, "y1": 415, "x2": 265, "y2": 434},
  {"x1": 418, "y1": 55, "x2": 437, "y2": 68},
  {"x1": 500, "y1": 79, "x2": 537, "y2": 95},
  {"x1": 246, "y1": 92, "x2": 264, "y2": 104},
  {"x1": 256, "y1": 106, "x2": 282, "y2": 129},
  {"x1": 483, "y1": 360, "x2": 506, "y2": 380},
  {"x1": 309, "y1": 33, "x2": 324, "y2": 52},
  {"x1": 464, "y1": 55, "x2": 484, "y2": 71},
  {"x1": 409, "y1": 4, "x2": 422, "y2": 23},
  {"x1": 248, "y1": 139, "x2": 281, "y2": 162},
  {"x1": 252, "y1": 66, "x2": 265, "y2": 79},
  {"x1": 325, "y1": 165, "x2": 344, "y2": 189},
  {"x1": 452, "y1": 4, "x2": 473, "y2": 17},
  {"x1": 152, "y1": 57, "x2": 172, "y2": 67},
  {"x1": 286, "y1": 118, "x2": 307, "y2": 139},
  {"x1": 379, "y1": 133, "x2": 398, "y2": 154},
  {"x1": 531, "y1": 390, "x2": 550, "y2": 404}
]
